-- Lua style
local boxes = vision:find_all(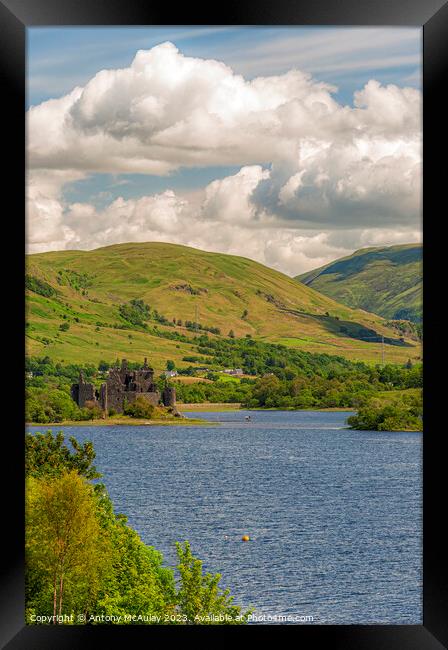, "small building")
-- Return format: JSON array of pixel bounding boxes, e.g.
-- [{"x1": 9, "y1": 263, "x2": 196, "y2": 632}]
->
[
  {"x1": 223, "y1": 368, "x2": 243, "y2": 376},
  {"x1": 162, "y1": 370, "x2": 178, "y2": 378}
]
